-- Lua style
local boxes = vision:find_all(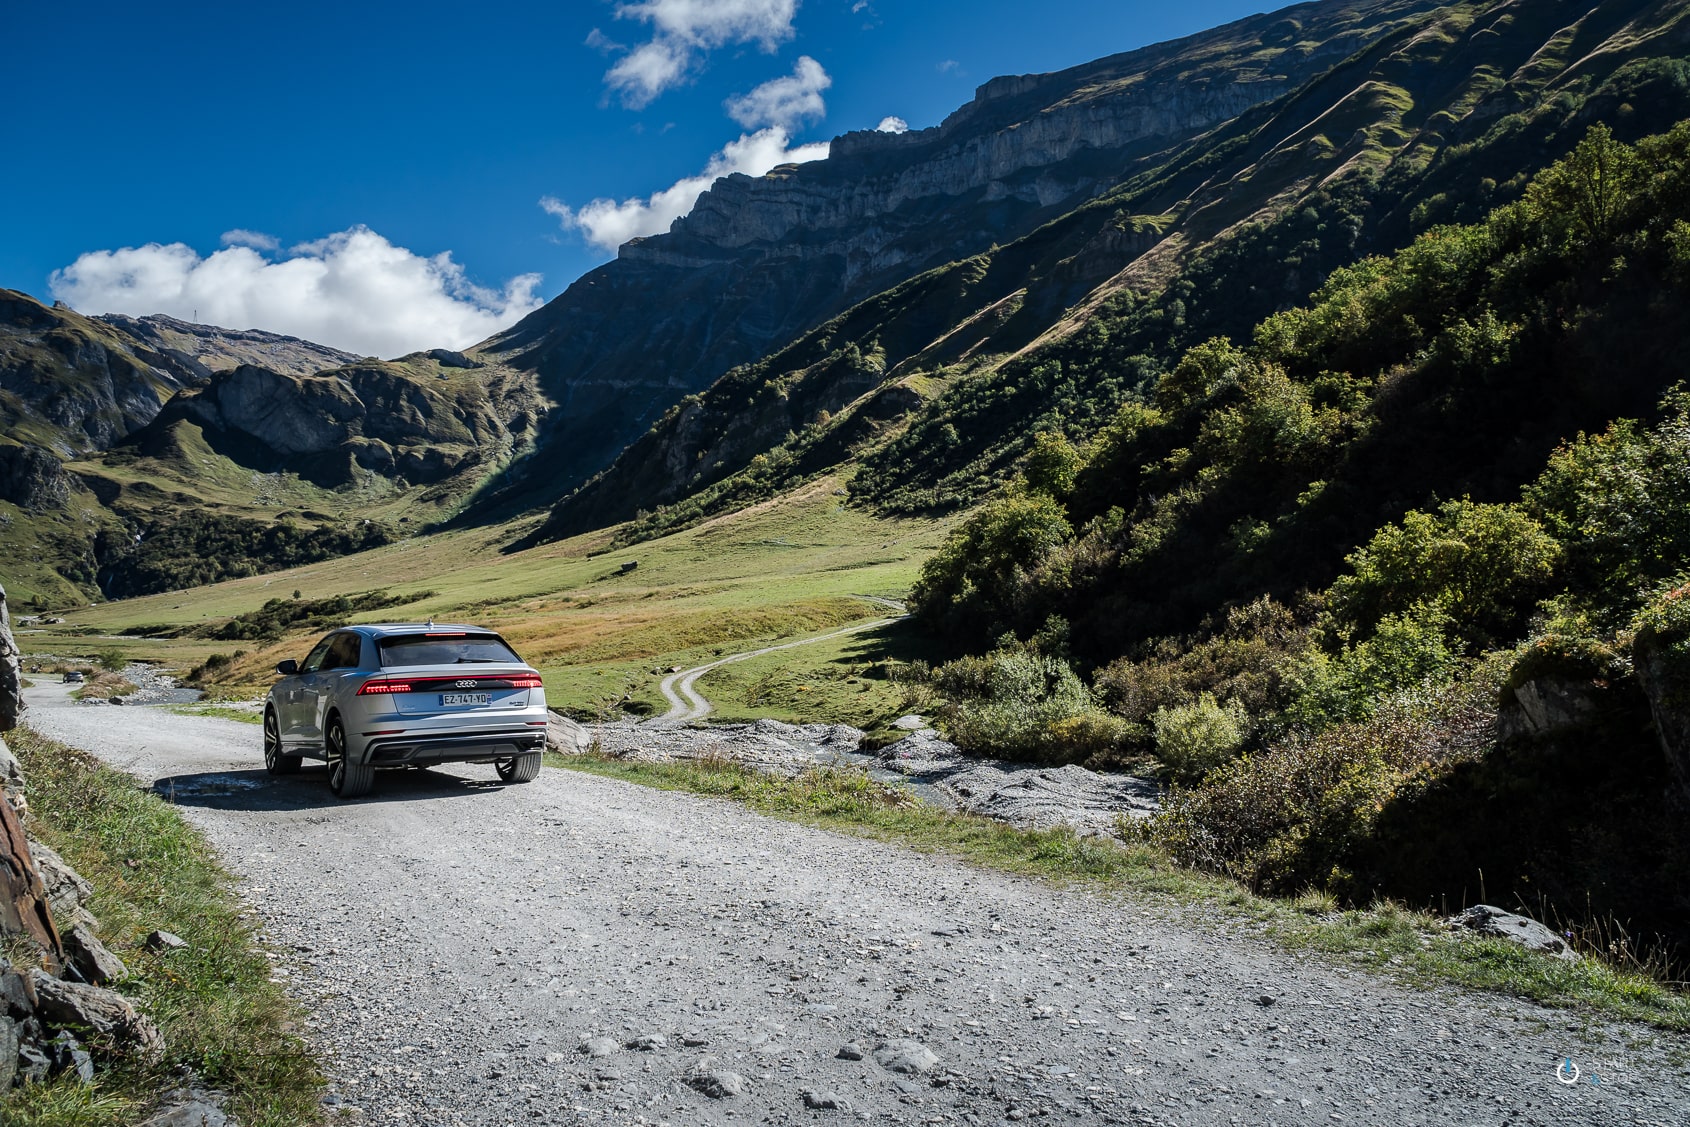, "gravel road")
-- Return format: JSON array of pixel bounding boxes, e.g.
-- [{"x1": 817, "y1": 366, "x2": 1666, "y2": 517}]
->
[
  {"x1": 655, "y1": 617, "x2": 902, "y2": 725},
  {"x1": 22, "y1": 682, "x2": 1690, "y2": 1126}
]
